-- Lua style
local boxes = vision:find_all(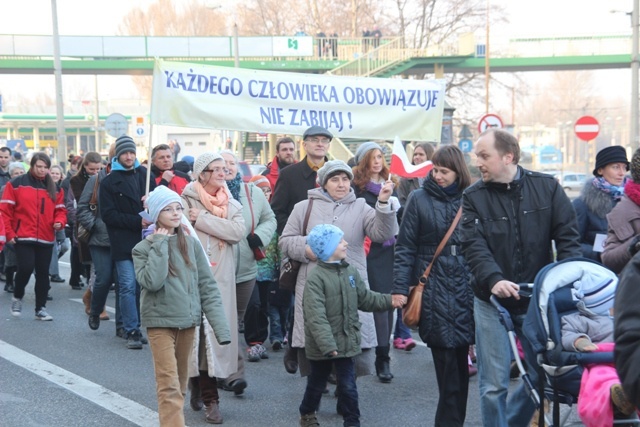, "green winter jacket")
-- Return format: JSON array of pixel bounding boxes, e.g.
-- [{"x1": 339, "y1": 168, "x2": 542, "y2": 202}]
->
[
  {"x1": 132, "y1": 233, "x2": 231, "y2": 345},
  {"x1": 235, "y1": 183, "x2": 277, "y2": 283},
  {"x1": 303, "y1": 260, "x2": 392, "y2": 360}
]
